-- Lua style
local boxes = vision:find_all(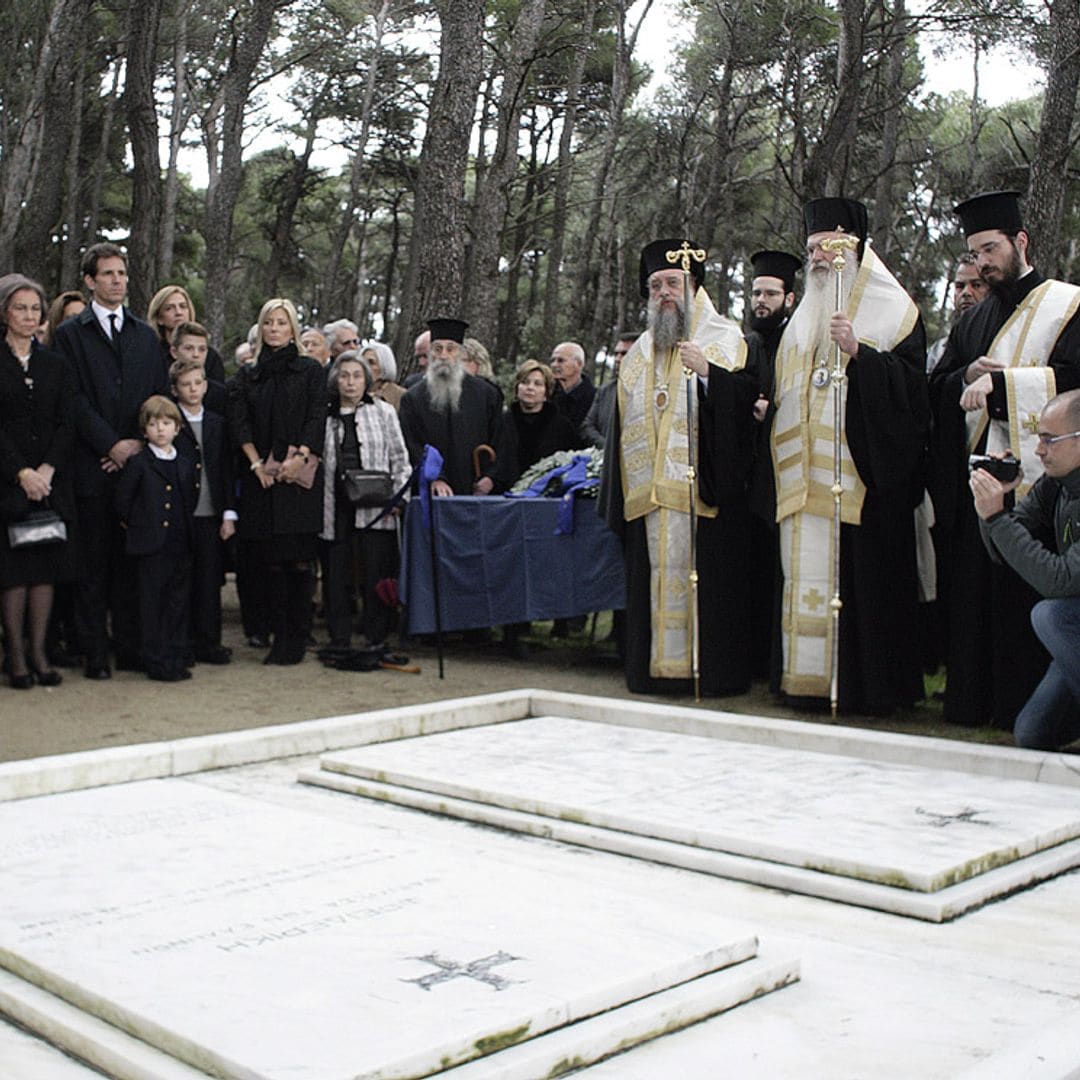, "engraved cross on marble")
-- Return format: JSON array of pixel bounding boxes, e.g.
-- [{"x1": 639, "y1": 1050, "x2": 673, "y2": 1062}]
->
[
  {"x1": 404, "y1": 951, "x2": 521, "y2": 992},
  {"x1": 915, "y1": 806, "x2": 991, "y2": 828}
]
